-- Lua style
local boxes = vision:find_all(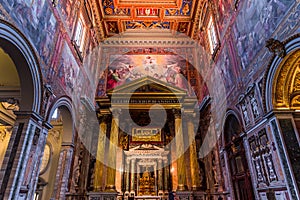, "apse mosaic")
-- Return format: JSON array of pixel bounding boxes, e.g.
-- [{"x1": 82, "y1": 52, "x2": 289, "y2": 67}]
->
[{"x1": 106, "y1": 54, "x2": 190, "y2": 91}]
